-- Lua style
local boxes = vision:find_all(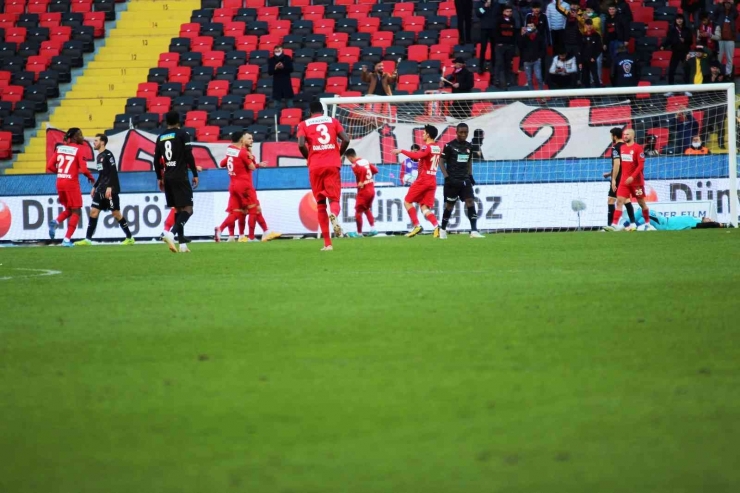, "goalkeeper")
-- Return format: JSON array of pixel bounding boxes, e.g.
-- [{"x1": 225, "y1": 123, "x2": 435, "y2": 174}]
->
[
  {"x1": 438, "y1": 123, "x2": 484, "y2": 239},
  {"x1": 630, "y1": 207, "x2": 727, "y2": 230}
]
